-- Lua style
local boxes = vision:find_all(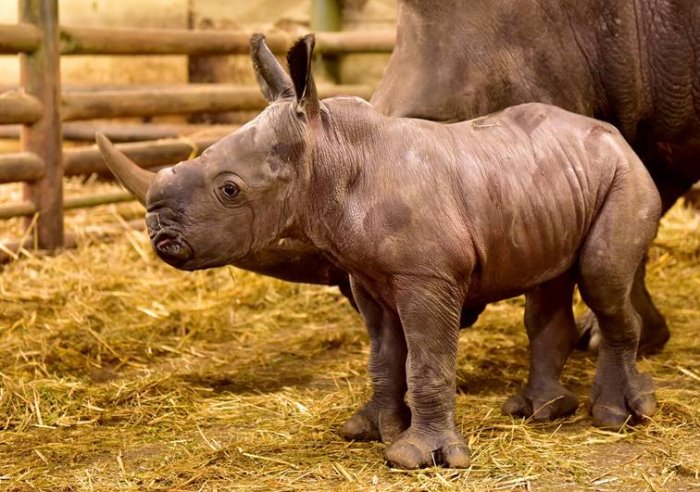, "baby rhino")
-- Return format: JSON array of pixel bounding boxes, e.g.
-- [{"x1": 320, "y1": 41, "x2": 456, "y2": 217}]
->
[{"x1": 97, "y1": 35, "x2": 661, "y2": 469}]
